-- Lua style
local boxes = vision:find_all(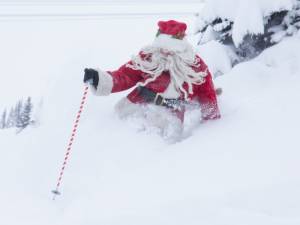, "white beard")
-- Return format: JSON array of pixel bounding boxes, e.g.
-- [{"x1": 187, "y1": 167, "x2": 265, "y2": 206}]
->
[{"x1": 127, "y1": 35, "x2": 208, "y2": 100}]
